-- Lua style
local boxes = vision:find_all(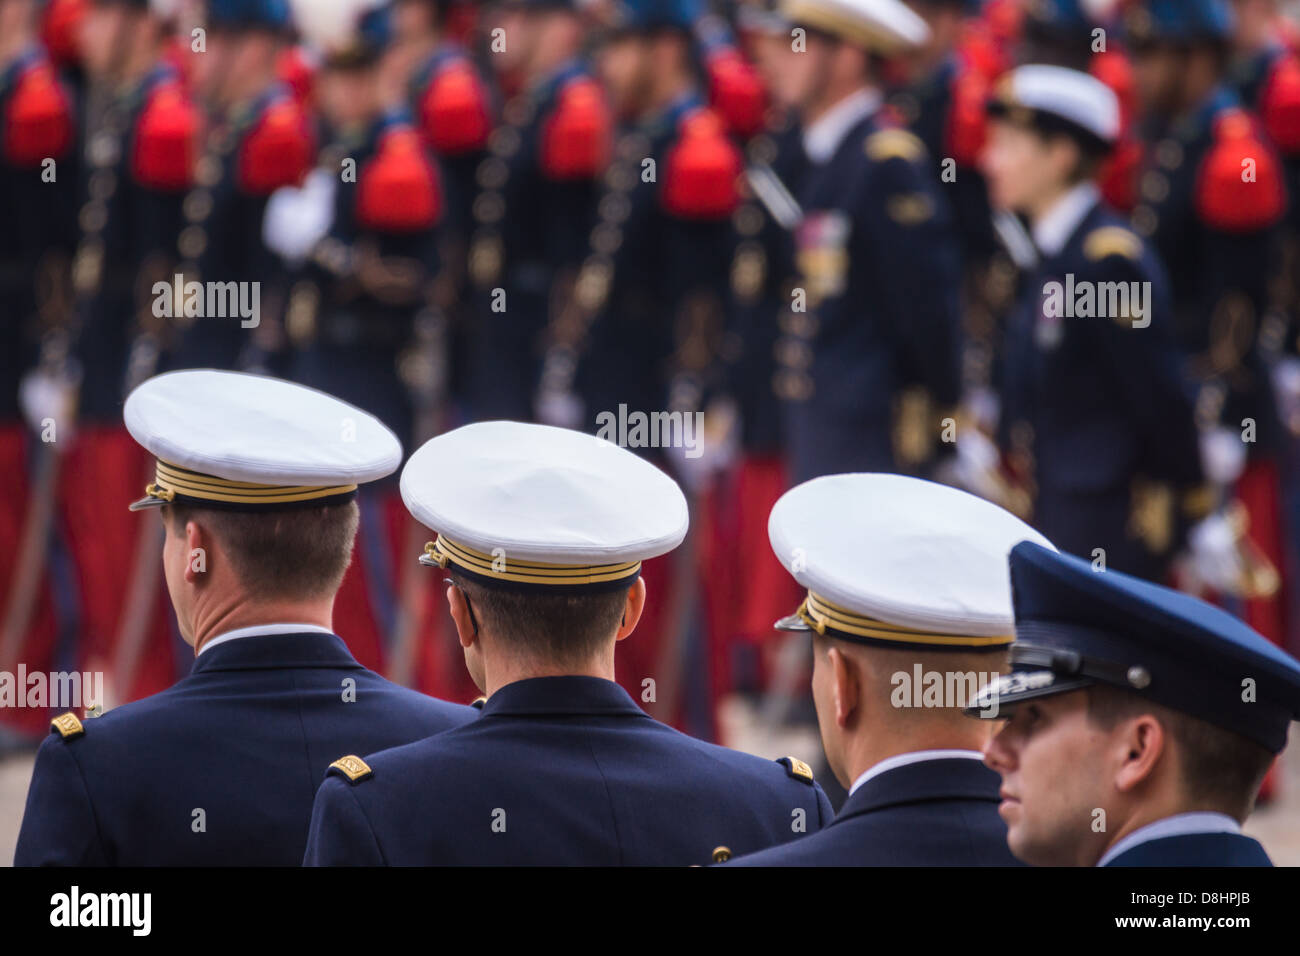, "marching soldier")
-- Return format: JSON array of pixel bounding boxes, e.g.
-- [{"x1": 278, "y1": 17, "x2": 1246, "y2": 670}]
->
[
  {"x1": 969, "y1": 540, "x2": 1300, "y2": 866},
  {"x1": 14, "y1": 370, "x2": 476, "y2": 865},
  {"x1": 986, "y1": 64, "x2": 1206, "y2": 580},
  {"x1": 773, "y1": 0, "x2": 962, "y2": 483},
  {"x1": 465, "y1": 0, "x2": 611, "y2": 422},
  {"x1": 727, "y1": 474, "x2": 1044, "y2": 865},
  {"x1": 166, "y1": 0, "x2": 315, "y2": 372},
  {"x1": 303, "y1": 420, "x2": 832, "y2": 865}
]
